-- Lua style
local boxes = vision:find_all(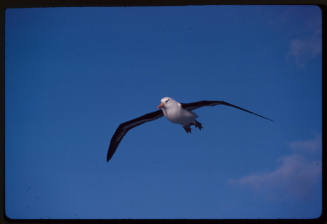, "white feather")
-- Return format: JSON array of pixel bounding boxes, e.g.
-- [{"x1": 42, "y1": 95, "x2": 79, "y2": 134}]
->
[{"x1": 160, "y1": 97, "x2": 197, "y2": 126}]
